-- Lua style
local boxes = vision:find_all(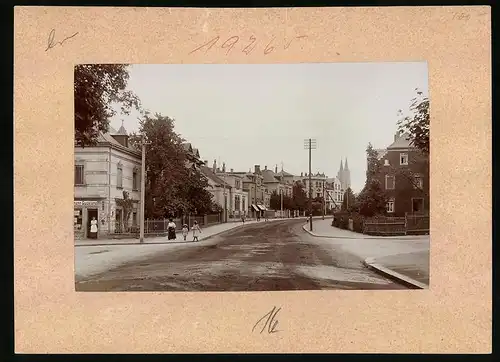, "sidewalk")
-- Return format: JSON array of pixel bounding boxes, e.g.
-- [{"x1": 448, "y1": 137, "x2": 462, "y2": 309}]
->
[
  {"x1": 302, "y1": 219, "x2": 430, "y2": 289},
  {"x1": 304, "y1": 218, "x2": 429, "y2": 240},
  {"x1": 363, "y1": 251, "x2": 429, "y2": 289}
]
